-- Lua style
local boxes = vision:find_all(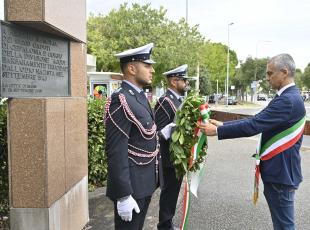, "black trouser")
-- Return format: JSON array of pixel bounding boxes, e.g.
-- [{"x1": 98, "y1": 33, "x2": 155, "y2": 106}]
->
[
  {"x1": 114, "y1": 196, "x2": 152, "y2": 230},
  {"x1": 158, "y1": 167, "x2": 183, "y2": 230}
]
